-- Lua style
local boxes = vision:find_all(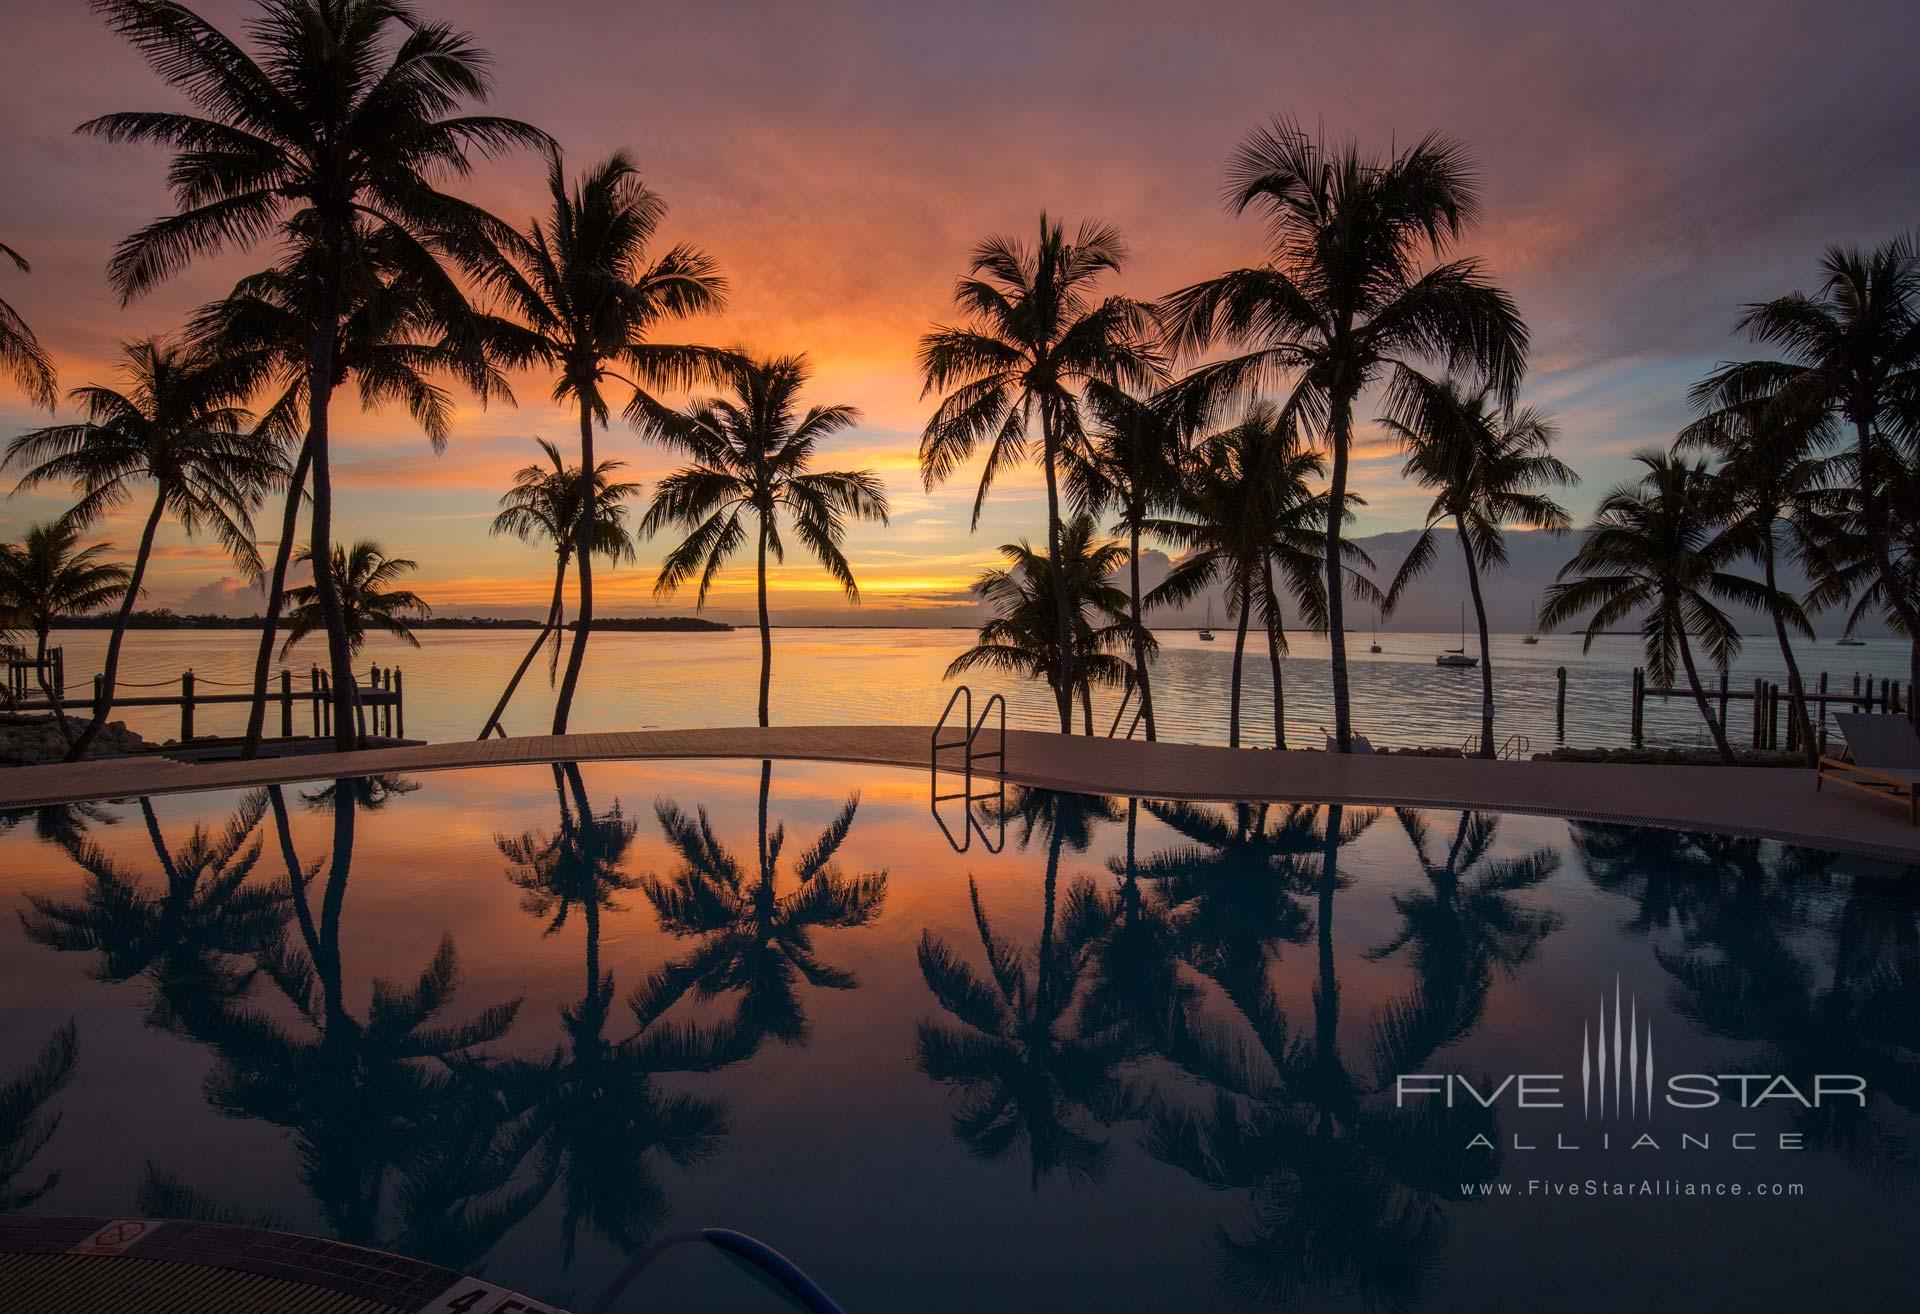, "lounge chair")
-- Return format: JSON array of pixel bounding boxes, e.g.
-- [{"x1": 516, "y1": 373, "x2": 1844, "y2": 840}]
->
[{"x1": 1817, "y1": 713, "x2": 1920, "y2": 825}]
